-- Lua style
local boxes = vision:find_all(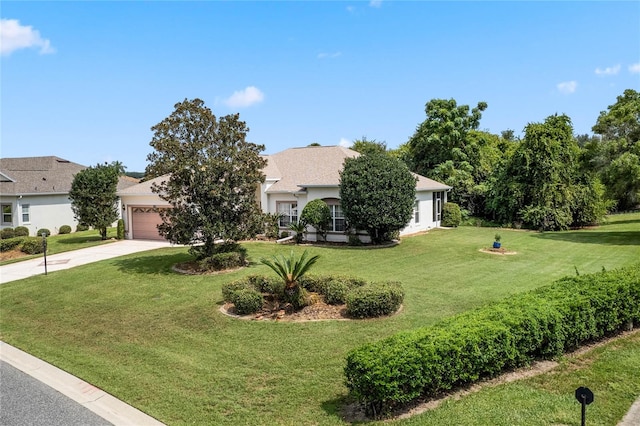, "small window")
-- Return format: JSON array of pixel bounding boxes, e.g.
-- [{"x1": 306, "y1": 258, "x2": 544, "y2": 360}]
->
[
  {"x1": 414, "y1": 200, "x2": 420, "y2": 224},
  {"x1": 277, "y1": 202, "x2": 298, "y2": 227},
  {"x1": 22, "y1": 204, "x2": 30, "y2": 223},
  {"x1": 2, "y1": 204, "x2": 12, "y2": 225},
  {"x1": 322, "y1": 200, "x2": 345, "y2": 233}
]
